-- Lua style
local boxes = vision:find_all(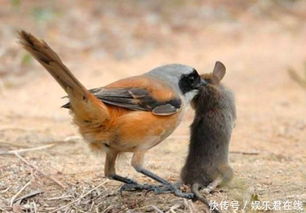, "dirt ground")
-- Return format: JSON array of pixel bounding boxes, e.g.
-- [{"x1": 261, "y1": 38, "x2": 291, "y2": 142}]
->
[{"x1": 0, "y1": 1, "x2": 306, "y2": 212}]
